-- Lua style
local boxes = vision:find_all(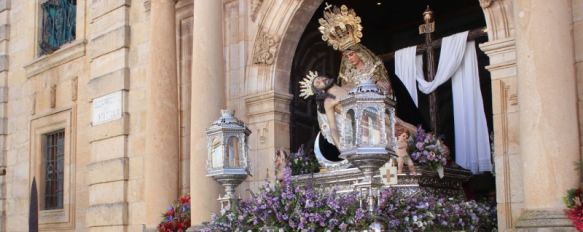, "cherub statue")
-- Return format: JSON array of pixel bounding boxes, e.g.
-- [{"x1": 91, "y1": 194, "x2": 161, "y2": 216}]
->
[
  {"x1": 395, "y1": 124, "x2": 417, "y2": 175},
  {"x1": 274, "y1": 148, "x2": 289, "y2": 181}
]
